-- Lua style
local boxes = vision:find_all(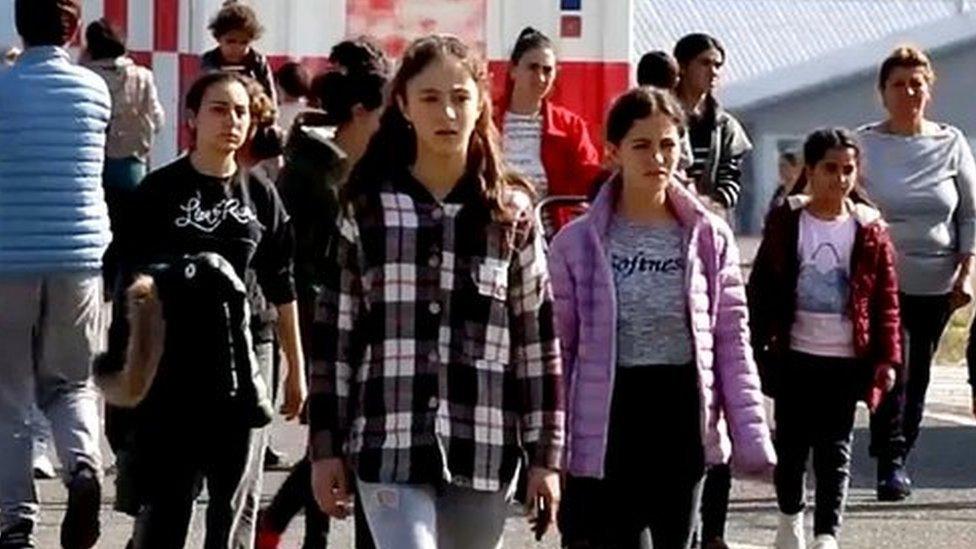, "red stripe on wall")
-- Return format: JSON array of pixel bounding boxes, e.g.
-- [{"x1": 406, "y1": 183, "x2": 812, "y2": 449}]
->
[
  {"x1": 178, "y1": 53, "x2": 203, "y2": 151},
  {"x1": 154, "y1": 0, "x2": 178, "y2": 52},
  {"x1": 489, "y1": 60, "x2": 630, "y2": 150},
  {"x1": 129, "y1": 50, "x2": 153, "y2": 69},
  {"x1": 103, "y1": 0, "x2": 128, "y2": 35}
]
